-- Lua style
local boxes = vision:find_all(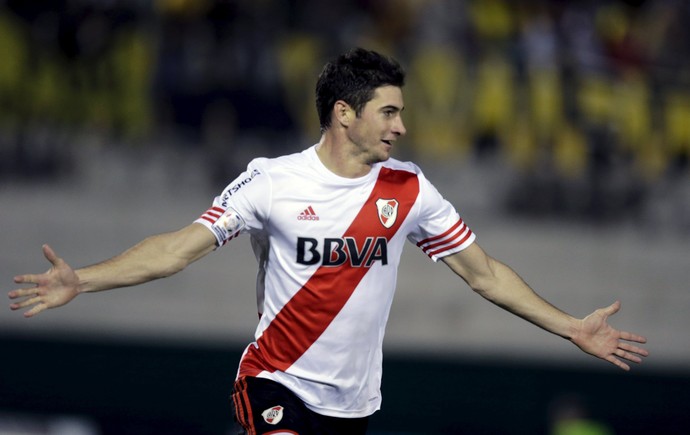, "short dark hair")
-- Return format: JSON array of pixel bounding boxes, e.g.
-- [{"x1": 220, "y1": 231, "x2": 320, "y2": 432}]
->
[{"x1": 315, "y1": 48, "x2": 405, "y2": 132}]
